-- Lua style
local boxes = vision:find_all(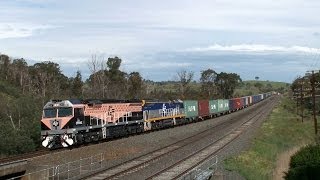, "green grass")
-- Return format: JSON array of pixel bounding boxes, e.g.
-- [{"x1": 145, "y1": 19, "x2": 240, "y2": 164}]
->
[
  {"x1": 234, "y1": 80, "x2": 290, "y2": 97},
  {"x1": 224, "y1": 97, "x2": 315, "y2": 180},
  {"x1": 244, "y1": 80, "x2": 290, "y2": 89}
]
